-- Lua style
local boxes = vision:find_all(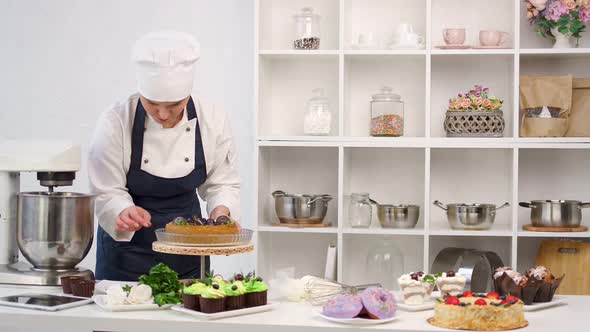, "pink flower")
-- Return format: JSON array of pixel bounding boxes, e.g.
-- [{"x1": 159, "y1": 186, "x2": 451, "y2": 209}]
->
[
  {"x1": 545, "y1": 0, "x2": 570, "y2": 21},
  {"x1": 580, "y1": 5, "x2": 590, "y2": 22},
  {"x1": 482, "y1": 99, "x2": 492, "y2": 108},
  {"x1": 461, "y1": 99, "x2": 472, "y2": 108},
  {"x1": 562, "y1": 0, "x2": 576, "y2": 9},
  {"x1": 473, "y1": 97, "x2": 484, "y2": 106}
]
